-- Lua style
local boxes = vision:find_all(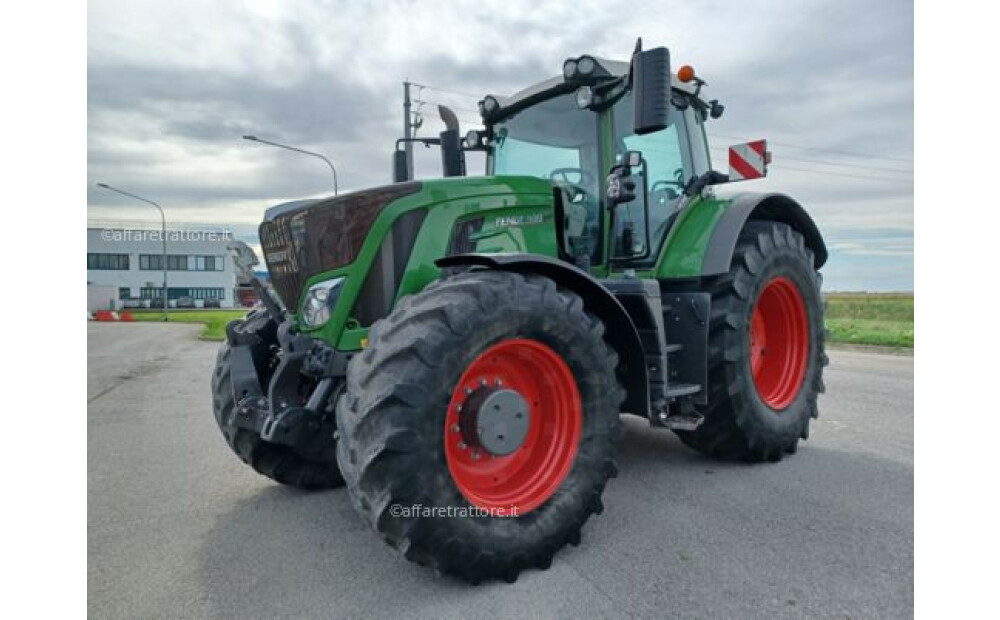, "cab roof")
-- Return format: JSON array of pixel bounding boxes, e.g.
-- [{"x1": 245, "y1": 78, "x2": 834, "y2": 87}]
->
[{"x1": 492, "y1": 57, "x2": 699, "y2": 111}]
